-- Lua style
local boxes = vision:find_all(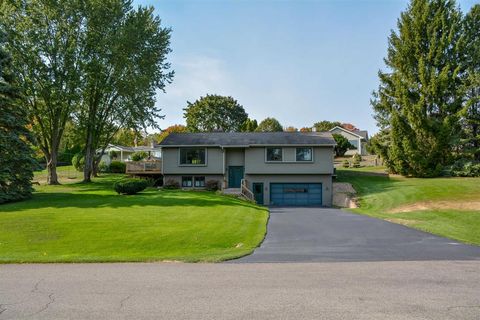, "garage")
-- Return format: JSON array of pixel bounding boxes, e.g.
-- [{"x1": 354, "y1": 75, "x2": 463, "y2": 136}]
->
[{"x1": 270, "y1": 183, "x2": 322, "y2": 206}]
